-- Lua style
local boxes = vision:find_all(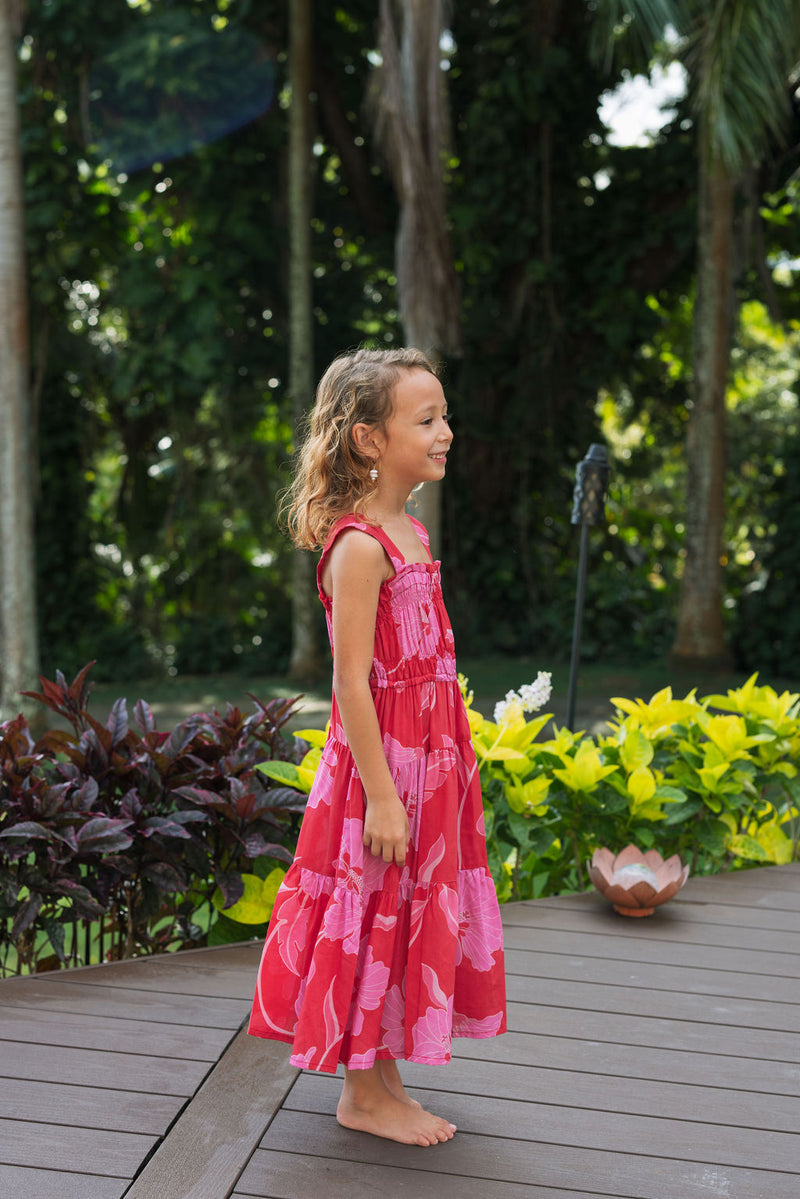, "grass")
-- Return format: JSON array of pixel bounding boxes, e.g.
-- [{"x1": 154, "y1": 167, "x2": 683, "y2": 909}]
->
[{"x1": 77, "y1": 655, "x2": 791, "y2": 734}]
